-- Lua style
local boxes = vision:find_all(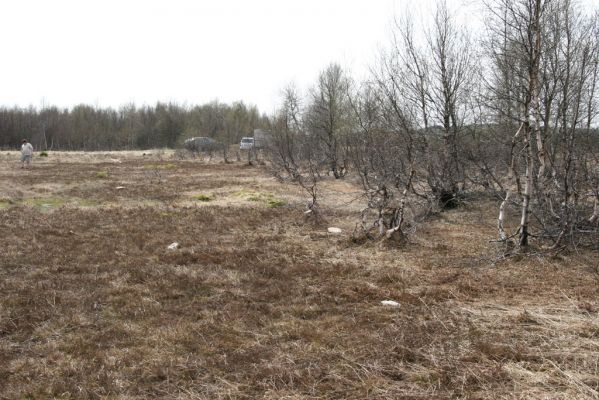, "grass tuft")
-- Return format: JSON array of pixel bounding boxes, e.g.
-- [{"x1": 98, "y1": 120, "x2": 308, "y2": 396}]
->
[{"x1": 96, "y1": 170, "x2": 109, "y2": 179}]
